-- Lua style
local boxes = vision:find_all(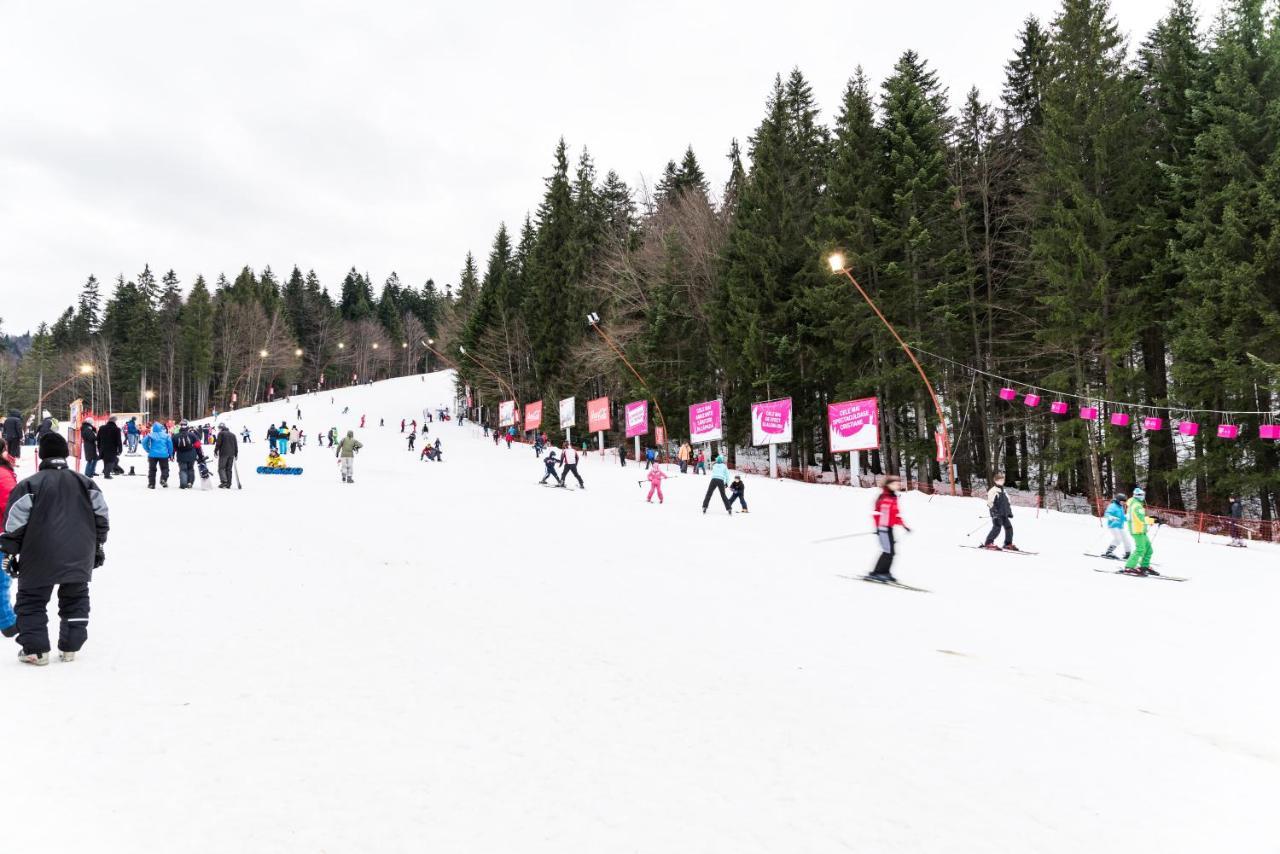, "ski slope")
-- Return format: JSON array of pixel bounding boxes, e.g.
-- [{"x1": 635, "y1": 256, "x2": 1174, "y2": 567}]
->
[{"x1": 8, "y1": 370, "x2": 1279, "y2": 853}]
